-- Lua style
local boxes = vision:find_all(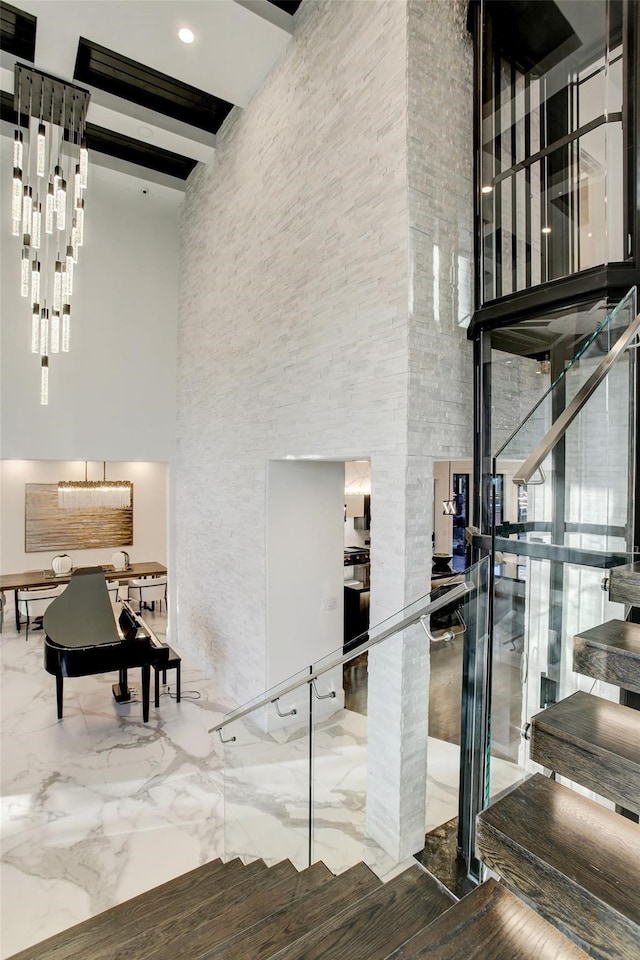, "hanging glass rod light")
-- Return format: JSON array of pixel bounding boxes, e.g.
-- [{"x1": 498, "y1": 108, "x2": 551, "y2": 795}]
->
[
  {"x1": 58, "y1": 463, "x2": 133, "y2": 509},
  {"x1": 11, "y1": 64, "x2": 90, "y2": 405},
  {"x1": 442, "y1": 460, "x2": 457, "y2": 516}
]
